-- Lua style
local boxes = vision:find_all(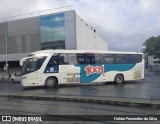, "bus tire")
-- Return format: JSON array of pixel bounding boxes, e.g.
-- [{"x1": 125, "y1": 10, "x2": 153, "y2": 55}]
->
[
  {"x1": 45, "y1": 77, "x2": 57, "y2": 88},
  {"x1": 115, "y1": 74, "x2": 124, "y2": 84}
]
